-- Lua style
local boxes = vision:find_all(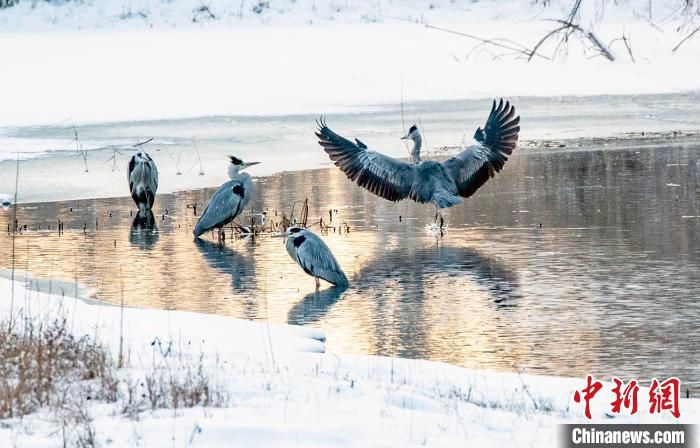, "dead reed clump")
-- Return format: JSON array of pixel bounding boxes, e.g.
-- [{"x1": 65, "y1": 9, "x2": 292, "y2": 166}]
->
[
  {"x1": 0, "y1": 318, "x2": 118, "y2": 419},
  {"x1": 0, "y1": 315, "x2": 229, "y2": 438},
  {"x1": 122, "y1": 352, "x2": 229, "y2": 415}
]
